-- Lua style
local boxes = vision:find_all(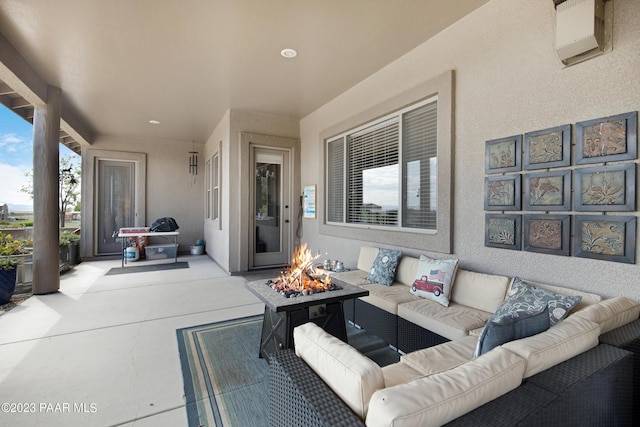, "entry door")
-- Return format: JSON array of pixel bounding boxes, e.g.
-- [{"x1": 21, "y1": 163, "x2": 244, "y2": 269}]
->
[
  {"x1": 97, "y1": 160, "x2": 136, "y2": 255},
  {"x1": 252, "y1": 147, "x2": 291, "y2": 268}
]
